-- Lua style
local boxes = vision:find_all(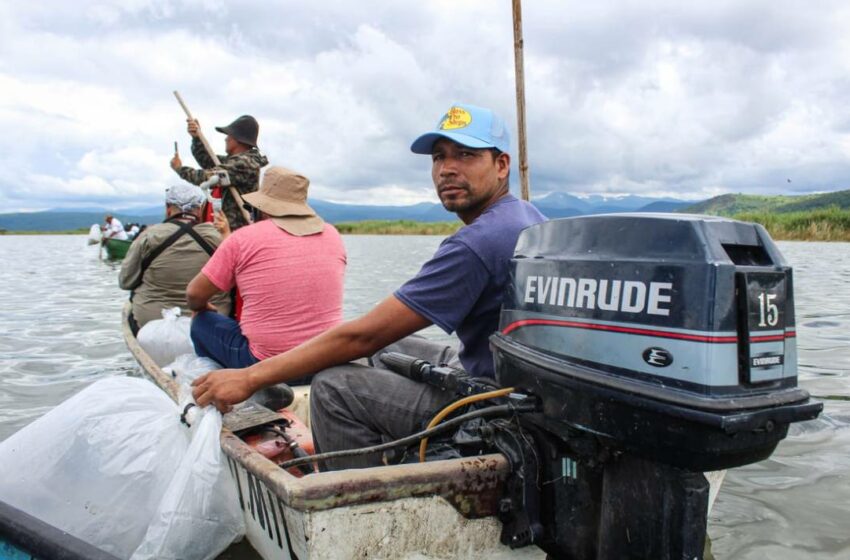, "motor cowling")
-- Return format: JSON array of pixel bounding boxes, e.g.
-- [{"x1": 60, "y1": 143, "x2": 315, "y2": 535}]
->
[
  {"x1": 481, "y1": 214, "x2": 823, "y2": 558},
  {"x1": 492, "y1": 213, "x2": 821, "y2": 472}
]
